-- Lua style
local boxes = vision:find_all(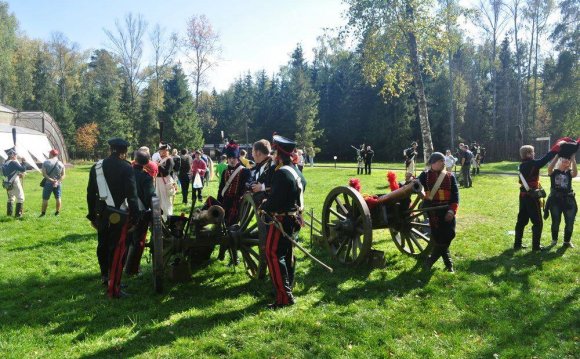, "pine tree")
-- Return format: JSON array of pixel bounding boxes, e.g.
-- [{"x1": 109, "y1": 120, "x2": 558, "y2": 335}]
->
[{"x1": 161, "y1": 65, "x2": 204, "y2": 150}]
